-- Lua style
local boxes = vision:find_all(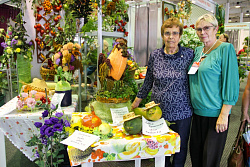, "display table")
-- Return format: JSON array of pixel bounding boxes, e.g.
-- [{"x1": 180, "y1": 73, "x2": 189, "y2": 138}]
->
[
  {"x1": 68, "y1": 113, "x2": 180, "y2": 167},
  {"x1": 0, "y1": 95, "x2": 78, "y2": 167}
]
